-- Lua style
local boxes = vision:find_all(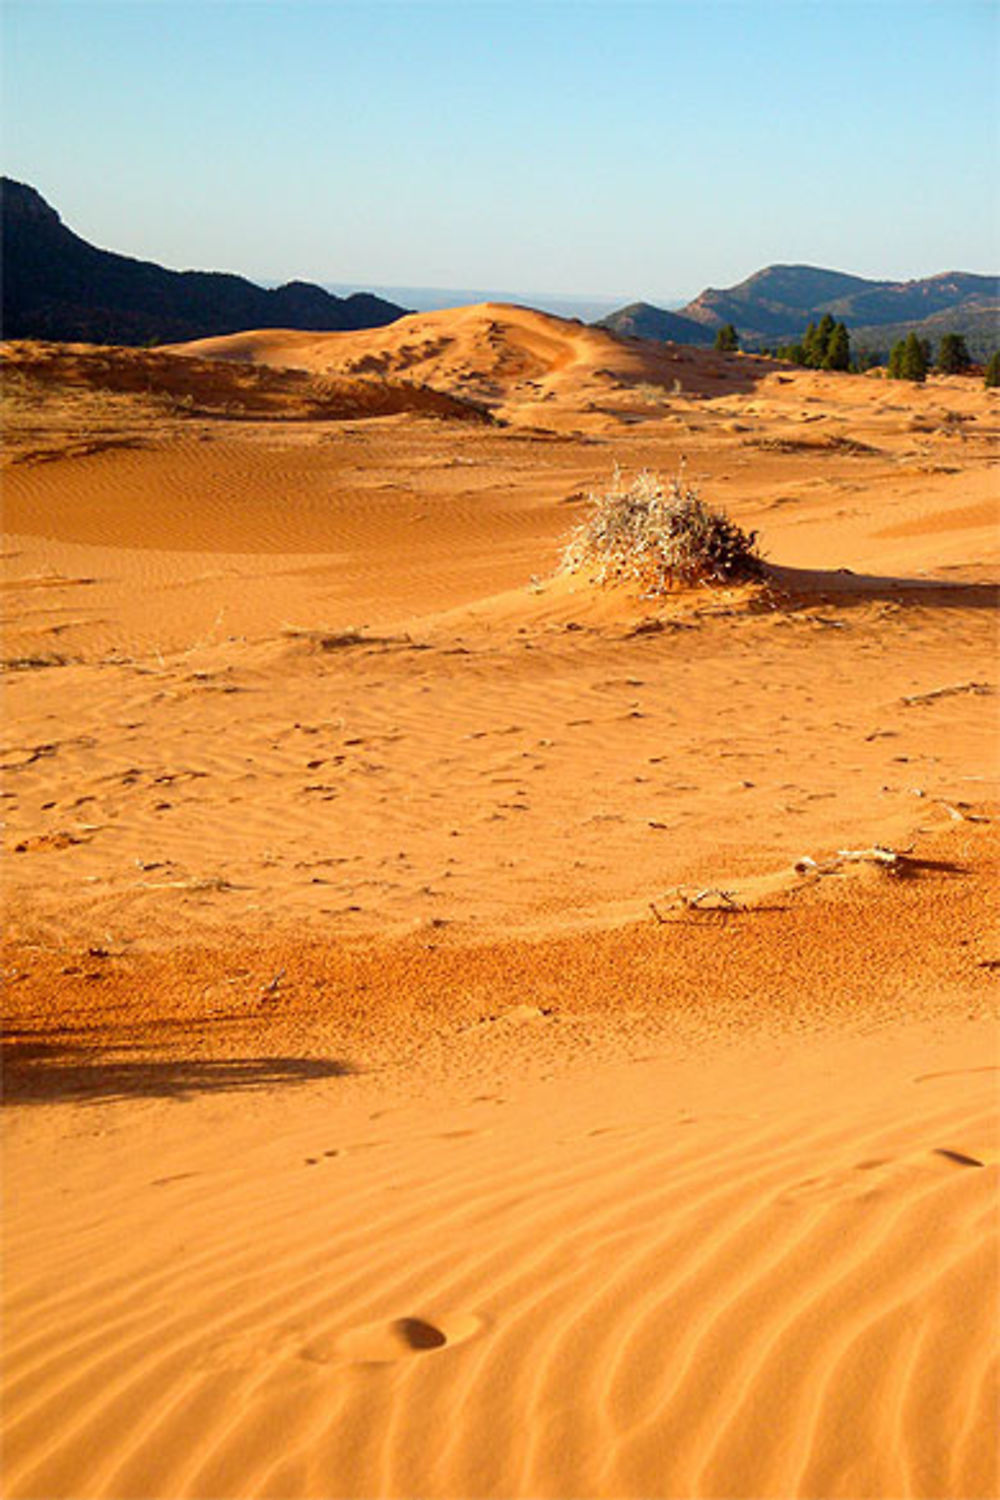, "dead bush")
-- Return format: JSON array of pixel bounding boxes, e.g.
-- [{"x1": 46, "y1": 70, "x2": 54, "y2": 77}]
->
[{"x1": 560, "y1": 469, "x2": 764, "y2": 592}]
